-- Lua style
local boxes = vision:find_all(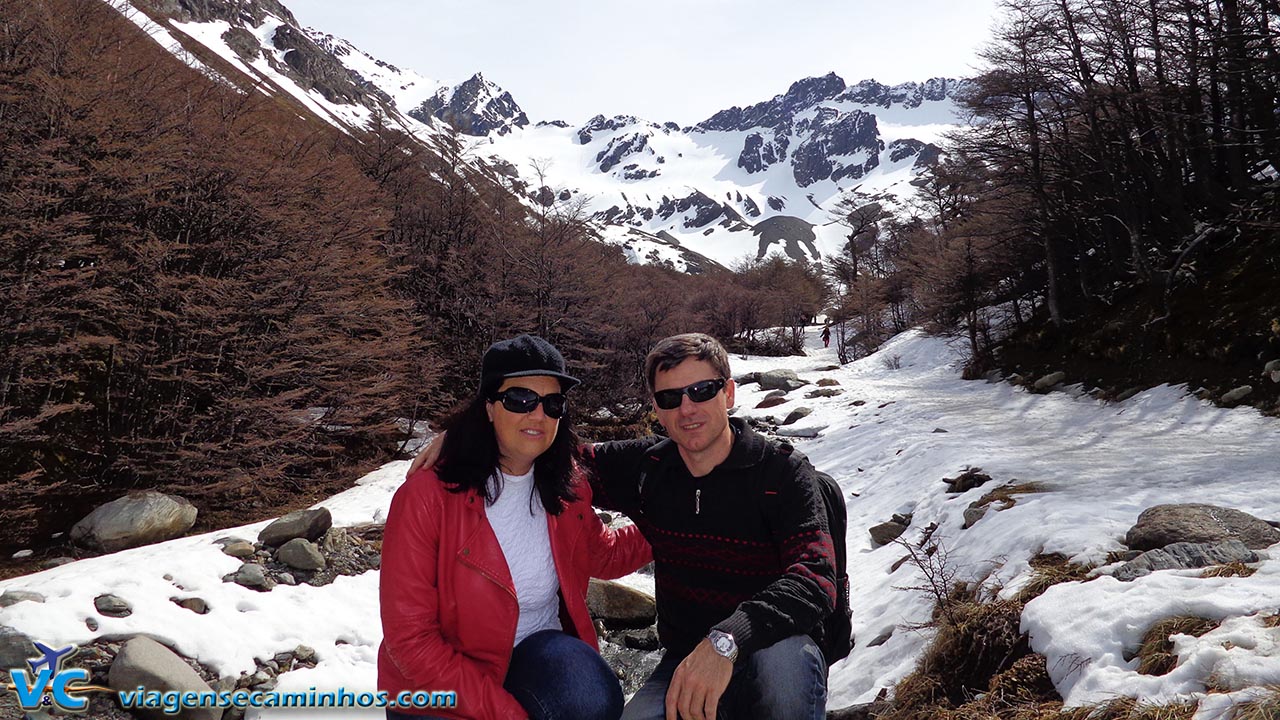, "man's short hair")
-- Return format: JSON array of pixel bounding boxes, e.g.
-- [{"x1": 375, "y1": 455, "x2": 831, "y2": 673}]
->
[{"x1": 644, "y1": 333, "x2": 732, "y2": 391}]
